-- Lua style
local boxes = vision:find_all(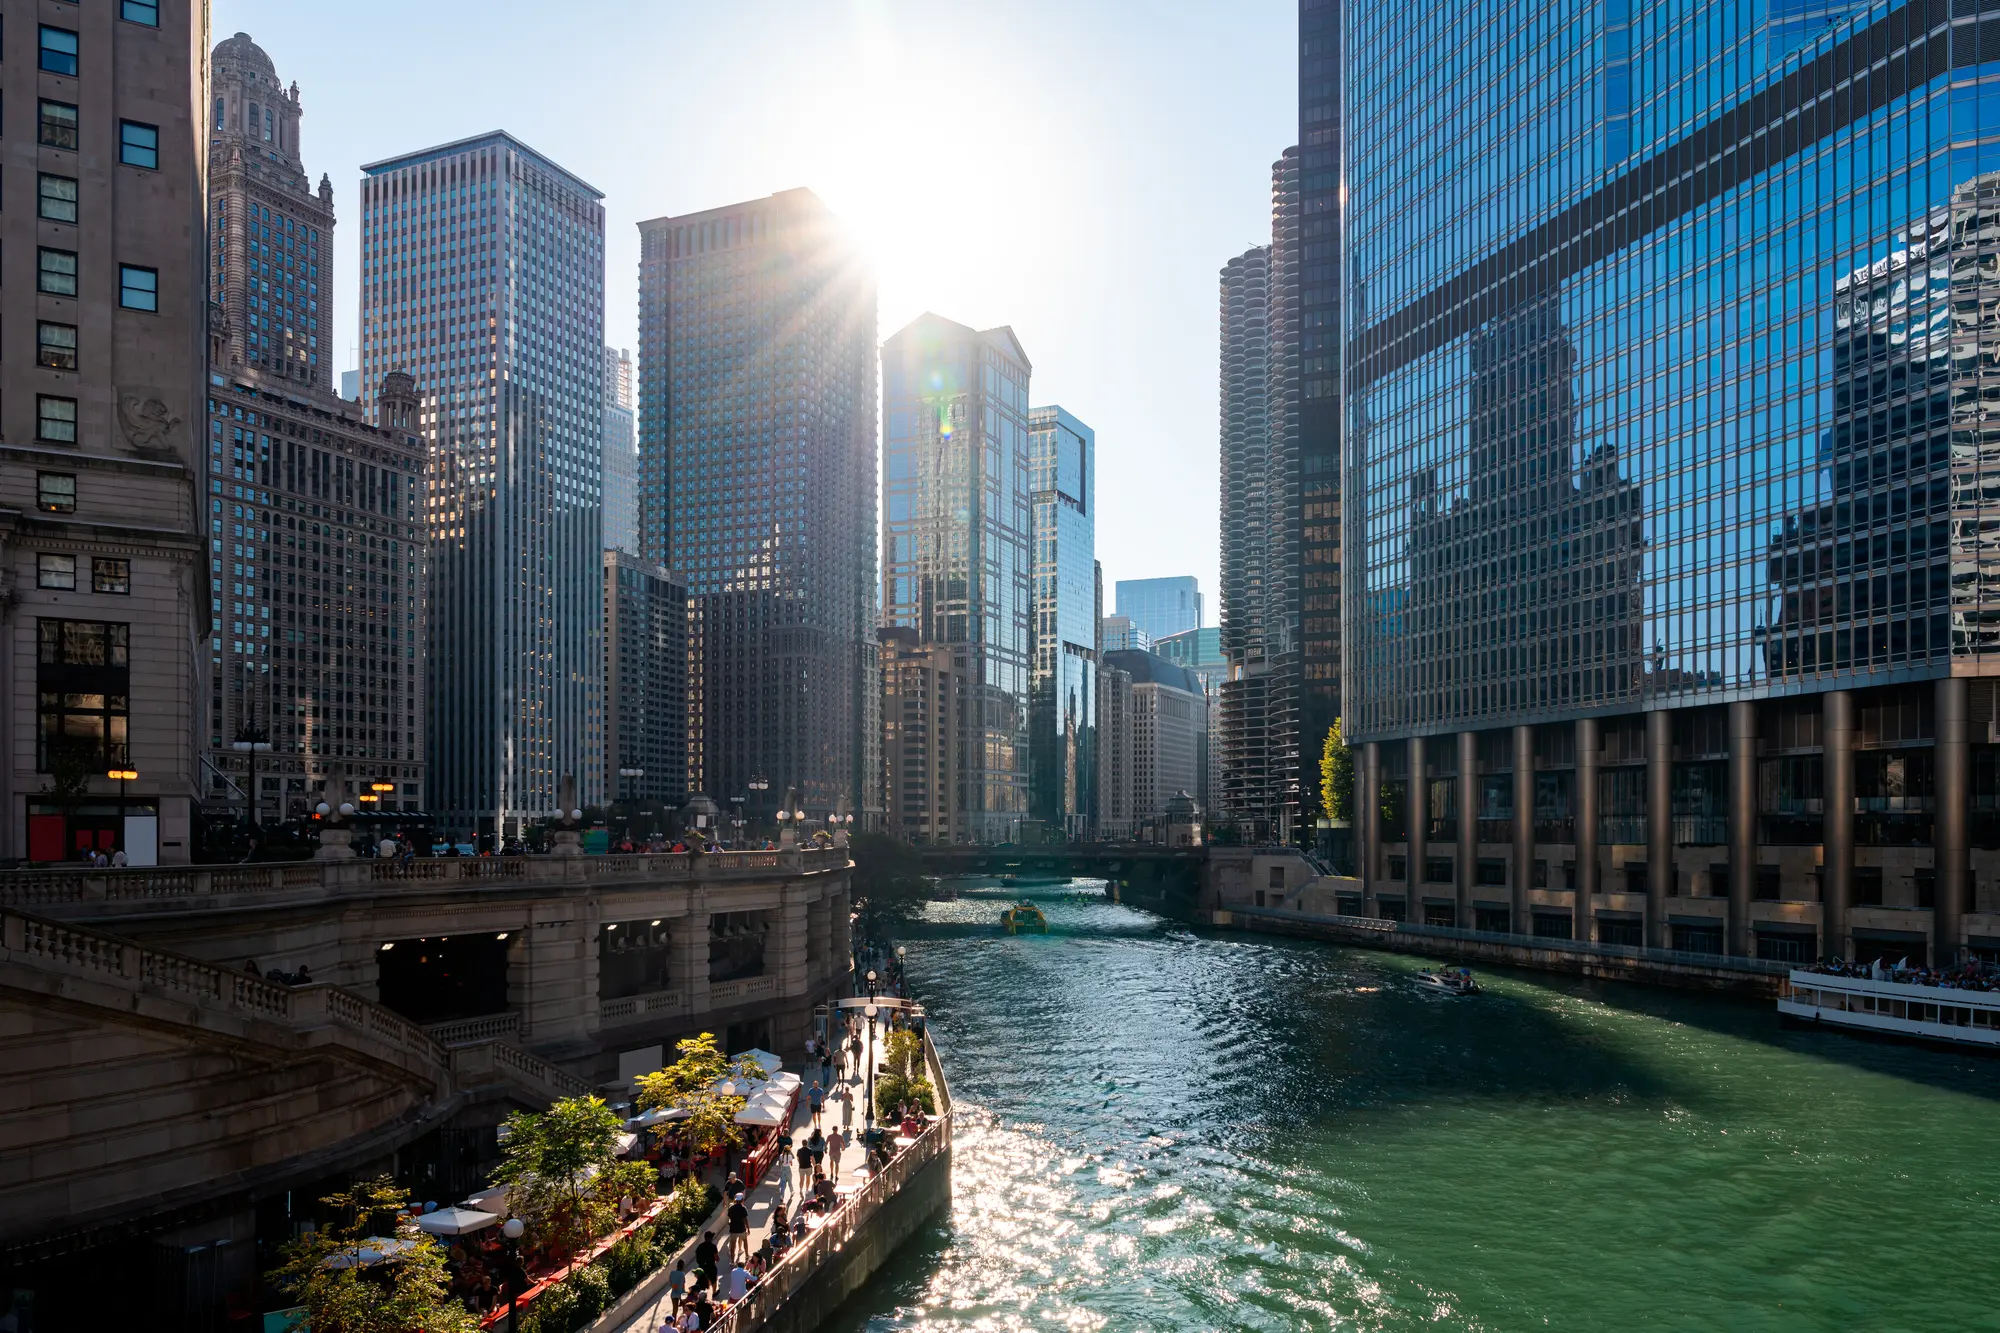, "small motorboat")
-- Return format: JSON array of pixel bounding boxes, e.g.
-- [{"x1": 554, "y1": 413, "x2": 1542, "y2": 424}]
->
[
  {"x1": 1414, "y1": 967, "x2": 1480, "y2": 997},
  {"x1": 1001, "y1": 902, "x2": 1049, "y2": 934}
]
